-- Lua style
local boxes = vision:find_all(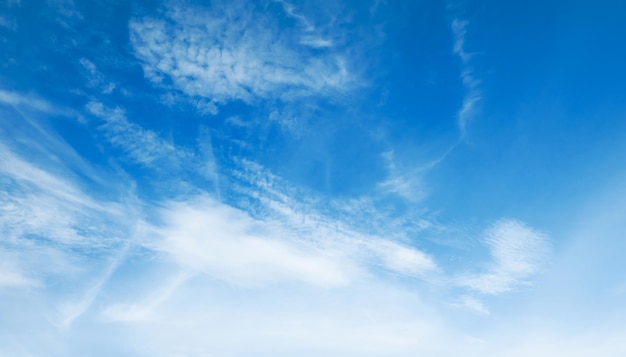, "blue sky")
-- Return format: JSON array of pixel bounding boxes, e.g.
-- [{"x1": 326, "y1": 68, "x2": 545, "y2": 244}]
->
[{"x1": 1, "y1": 0, "x2": 626, "y2": 355}]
